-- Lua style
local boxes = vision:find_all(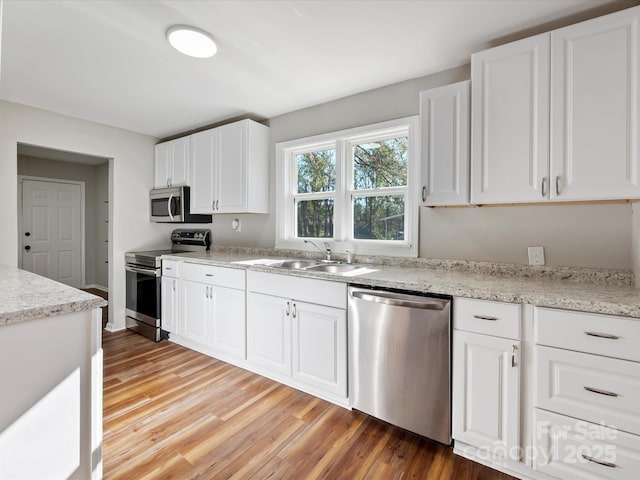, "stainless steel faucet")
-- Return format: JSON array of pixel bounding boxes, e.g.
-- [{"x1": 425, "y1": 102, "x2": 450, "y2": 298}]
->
[{"x1": 304, "y1": 240, "x2": 331, "y2": 261}]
